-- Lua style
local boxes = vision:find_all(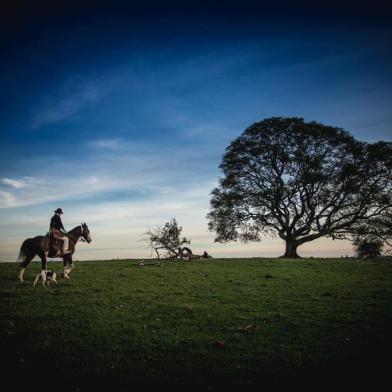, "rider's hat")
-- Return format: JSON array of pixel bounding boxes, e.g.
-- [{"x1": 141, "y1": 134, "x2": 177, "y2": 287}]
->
[{"x1": 54, "y1": 208, "x2": 63, "y2": 214}]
